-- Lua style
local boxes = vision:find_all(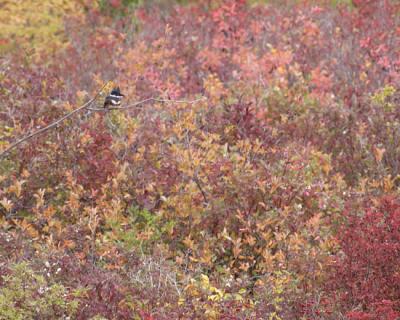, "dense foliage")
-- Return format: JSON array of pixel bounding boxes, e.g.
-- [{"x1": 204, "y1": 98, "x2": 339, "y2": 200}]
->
[{"x1": 1, "y1": 0, "x2": 400, "y2": 319}]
